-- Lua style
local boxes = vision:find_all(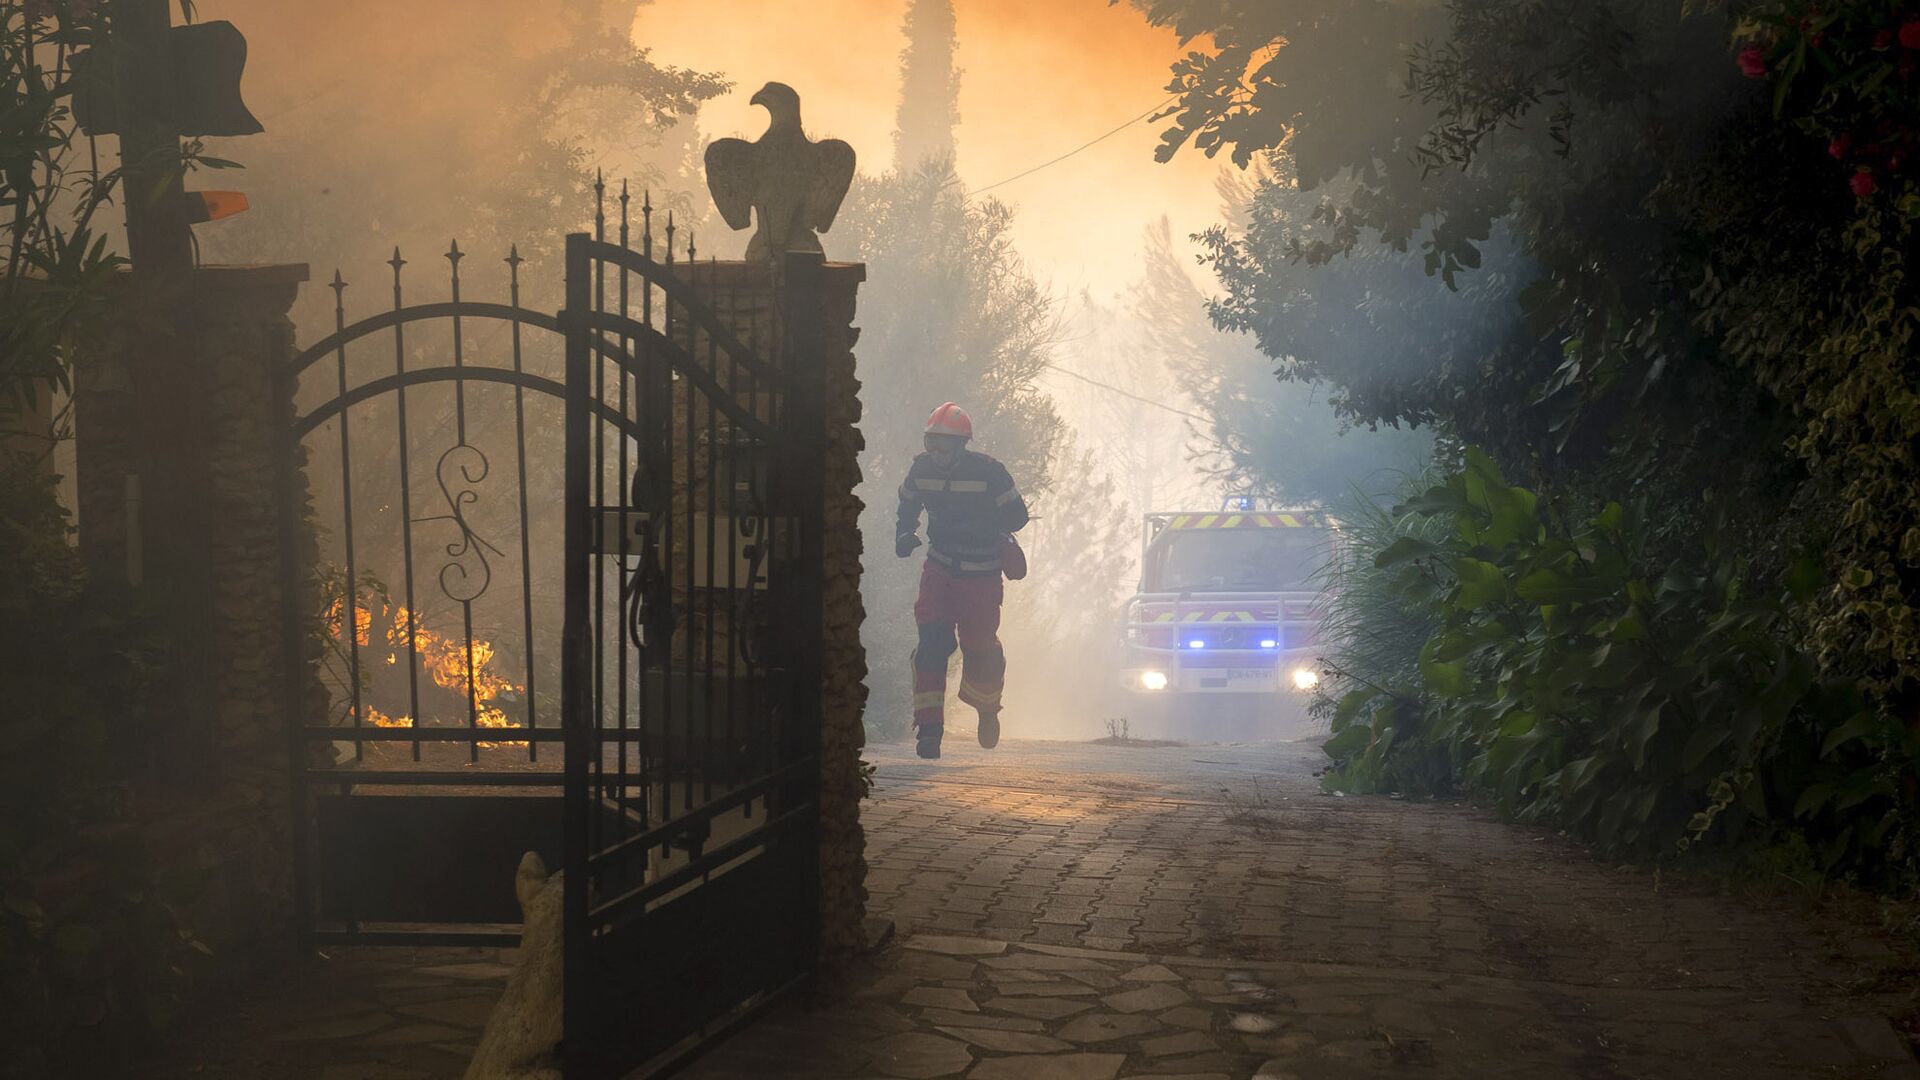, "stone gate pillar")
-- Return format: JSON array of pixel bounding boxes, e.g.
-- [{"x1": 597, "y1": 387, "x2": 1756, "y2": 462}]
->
[
  {"x1": 814, "y1": 261, "x2": 873, "y2": 968},
  {"x1": 71, "y1": 263, "x2": 318, "y2": 977}
]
